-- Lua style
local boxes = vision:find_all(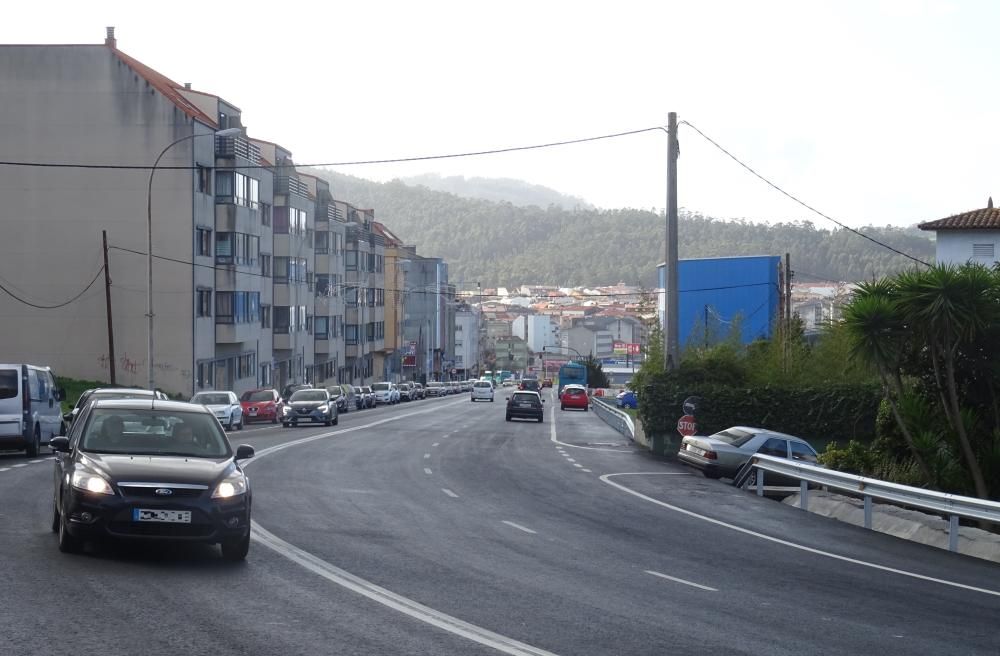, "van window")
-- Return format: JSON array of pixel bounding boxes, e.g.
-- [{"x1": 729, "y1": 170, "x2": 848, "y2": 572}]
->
[
  {"x1": 27, "y1": 369, "x2": 44, "y2": 402},
  {"x1": 0, "y1": 370, "x2": 17, "y2": 400}
]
